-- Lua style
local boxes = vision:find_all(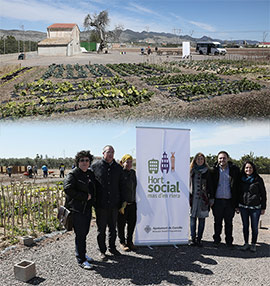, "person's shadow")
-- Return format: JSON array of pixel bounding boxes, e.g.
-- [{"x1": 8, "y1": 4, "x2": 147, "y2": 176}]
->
[{"x1": 92, "y1": 244, "x2": 216, "y2": 285}]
